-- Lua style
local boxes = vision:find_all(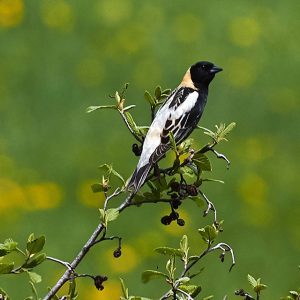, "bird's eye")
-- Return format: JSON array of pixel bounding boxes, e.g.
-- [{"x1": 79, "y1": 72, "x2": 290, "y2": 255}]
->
[{"x1": 201, "y1": 64, "x2": 209, "y2": 71}]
